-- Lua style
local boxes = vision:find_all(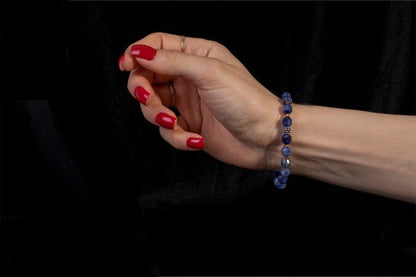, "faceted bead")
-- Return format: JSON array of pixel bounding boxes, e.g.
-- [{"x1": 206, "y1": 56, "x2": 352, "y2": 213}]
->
[
  {"x1": 282, "y1": 96, "x2": 293, "y2": 103},
  {"x1": 273, "y1": 177, "x2": 287, "y2": 189},
  {"x1": 281, "y1": 92, "x2": 292, "y2": 104},
  {"x1": 280, "y1": 168, "x2": 290, "y2": 177},
  {"x1": 283, "y1": 104, "x2": 293, "y2": 114},
  {"x1": 277, "y1": 175, "x2": 288, "y2": 184},
  {"x1": 282, "y1": 116, "x2": 292, "y2": 127},
  {"x1": 275, "y1": 182, "x2": 287, "y2": 190},
  {"x1": 282, "y1": 134, "x2": 292, "y2": 145},
  {"x1": 281, "y1": 158, "x2": 291, "y2": 168},
  {"x1": 281, "y1": 146, "x2": 291, "y2": 157},
  {"x1": 282, "y1": 96, "x2": 293, "y2": 104}
]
